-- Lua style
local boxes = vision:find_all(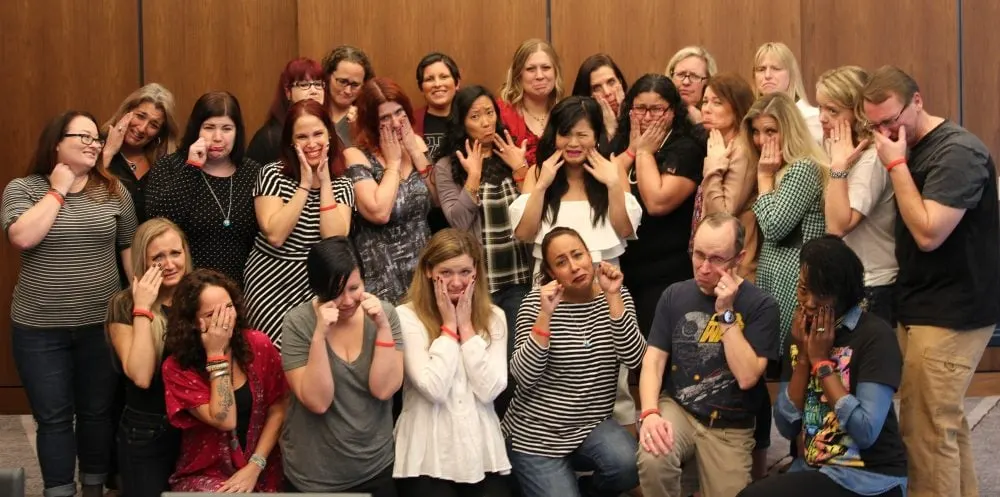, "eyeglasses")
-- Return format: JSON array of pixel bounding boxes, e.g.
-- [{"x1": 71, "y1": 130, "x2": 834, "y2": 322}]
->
[
  {"x1": 692, "y1": 251, "x2": 738, "y2": 267},
  {"x1": 64, "y1": 133, "x2": 106, "y2": 147},
  {"x1": 864, "y1": 102, "x2": 909, "y2": 132},
  {"x1": 632, "y1": 105, "x2": 670, "y2": 118},
  {"x1": 333, "y1": 77, "x2": 362, "y2": 90},
  {"x1": 291, "y1": 80, "x2": 326, "y2": 90},
  {"x1": 671, "y1": 72, "x2": 708, "y2": 84}
]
